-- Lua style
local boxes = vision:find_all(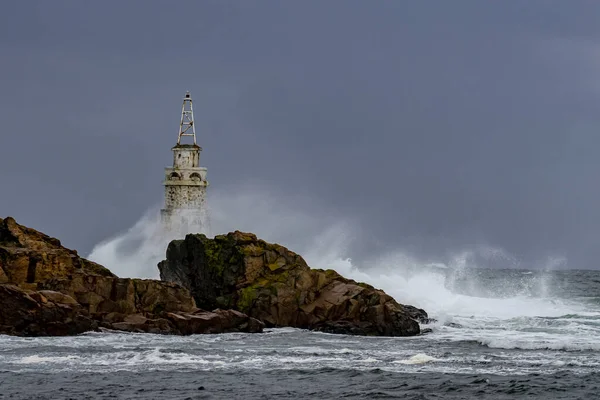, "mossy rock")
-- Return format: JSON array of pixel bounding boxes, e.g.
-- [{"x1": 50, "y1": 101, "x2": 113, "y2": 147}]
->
[{"x1": 158, "y1": 230, "x2": 429, "y2": 337}]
